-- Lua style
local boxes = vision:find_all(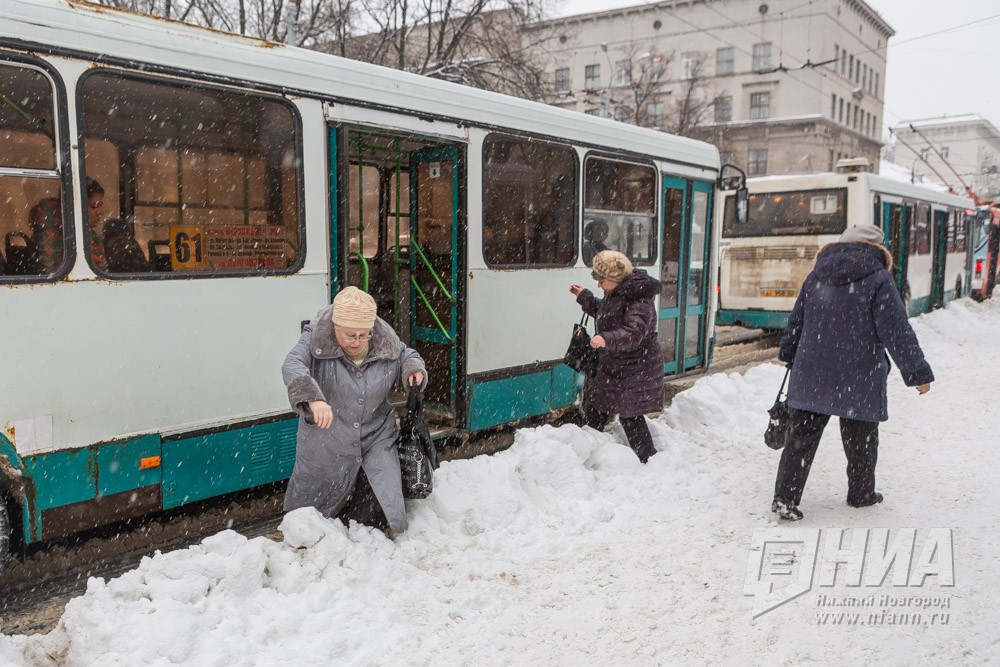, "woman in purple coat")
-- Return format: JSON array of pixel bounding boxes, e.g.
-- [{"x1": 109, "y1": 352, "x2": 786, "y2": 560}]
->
[
  {"x1": 570, "y1": 250, "x2": 664, "y2": 463},
  {"x1": 772, "y1": 224, "x2": 934, "y2": 521}
]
